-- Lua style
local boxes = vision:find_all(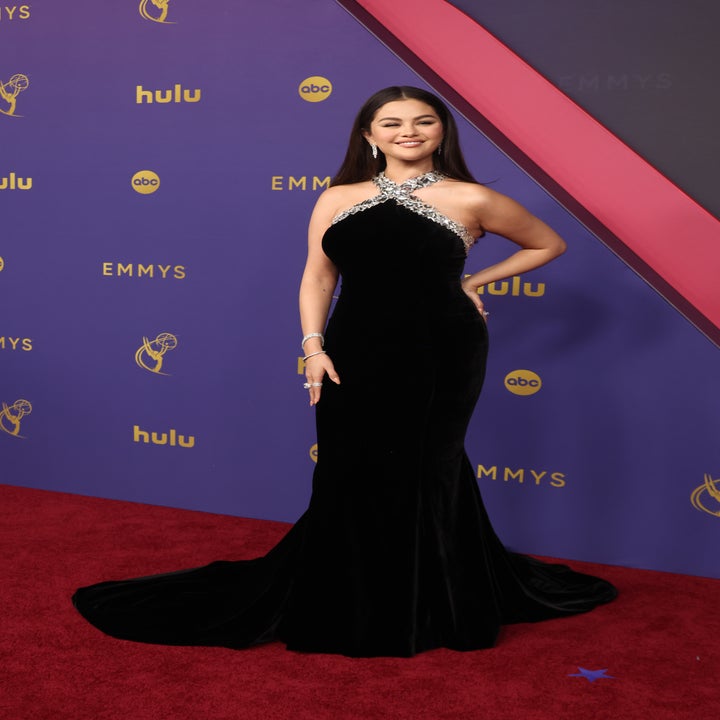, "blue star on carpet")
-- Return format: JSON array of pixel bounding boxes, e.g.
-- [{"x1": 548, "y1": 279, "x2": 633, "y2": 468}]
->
[{"x1": 568, "y1": 667, "x2": 615, "y2": 683}]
